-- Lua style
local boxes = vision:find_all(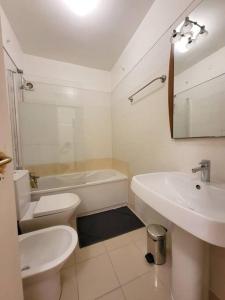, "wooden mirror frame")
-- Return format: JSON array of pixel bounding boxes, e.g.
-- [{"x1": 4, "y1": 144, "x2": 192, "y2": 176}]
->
[{"x1": 168, "y1": 44, "x2": 174, "y2": 138}]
